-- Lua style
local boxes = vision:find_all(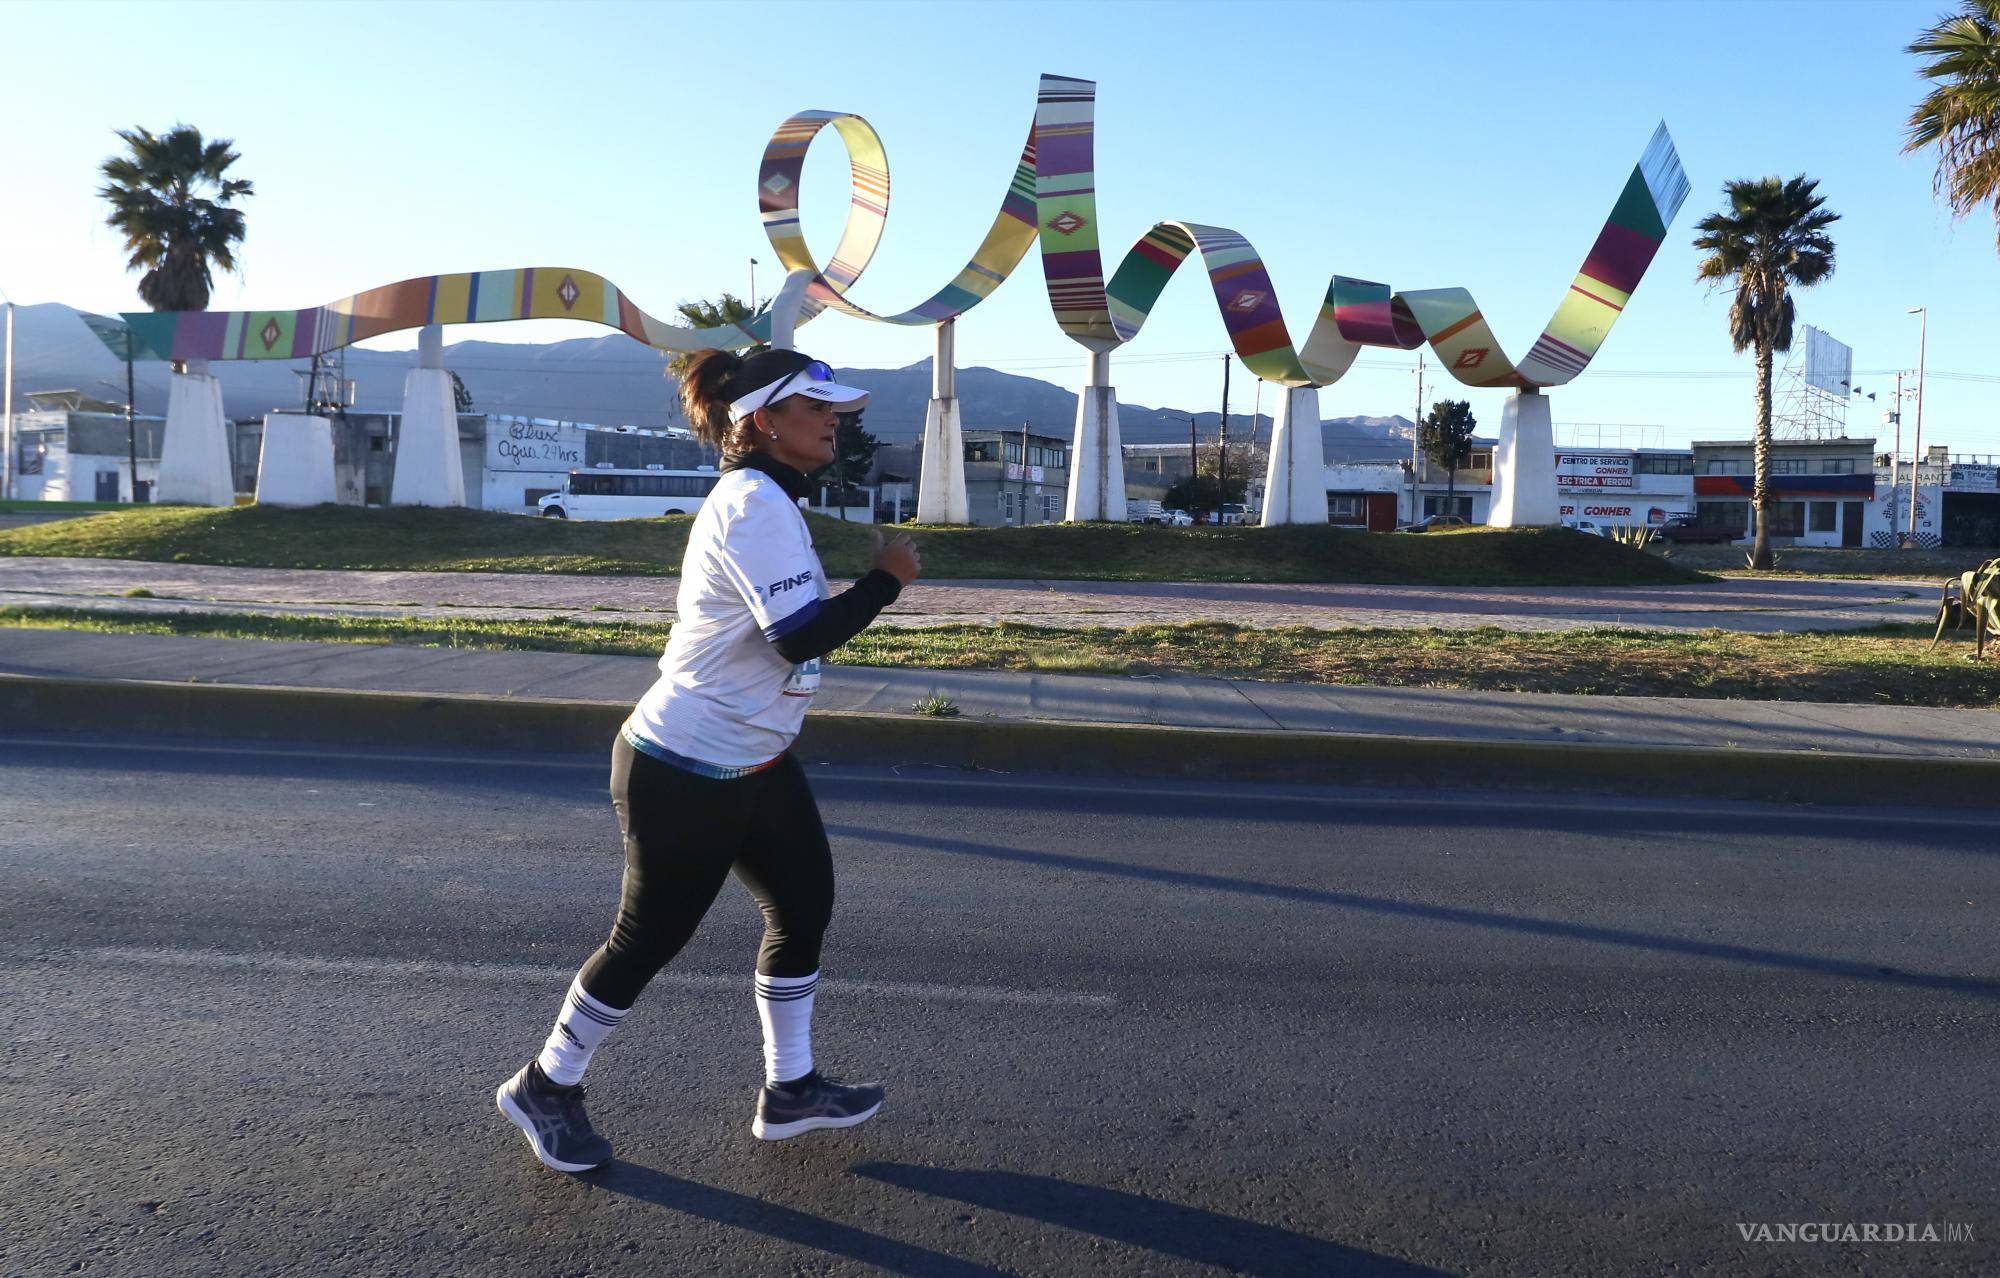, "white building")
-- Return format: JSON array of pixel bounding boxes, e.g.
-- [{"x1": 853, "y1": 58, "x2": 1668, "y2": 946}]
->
[
  {"x1": 13, "y1": 403, "x2": 165, "y2": 503},
  {"x1": 1348, "y1": 440, "x2": 1698, "y2": 532},
  {"x1": 1556, "y1": 448, "x2": 1696, "y2": 530}
]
